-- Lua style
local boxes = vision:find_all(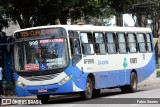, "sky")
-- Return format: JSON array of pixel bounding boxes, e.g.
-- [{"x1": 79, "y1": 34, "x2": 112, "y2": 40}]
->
[
  {"x1": 123, "y1": 14, "x2": 136, "y2": 26},
  {"x1": 109, "y1": 14, "x2": 136, "y2": 26}
]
